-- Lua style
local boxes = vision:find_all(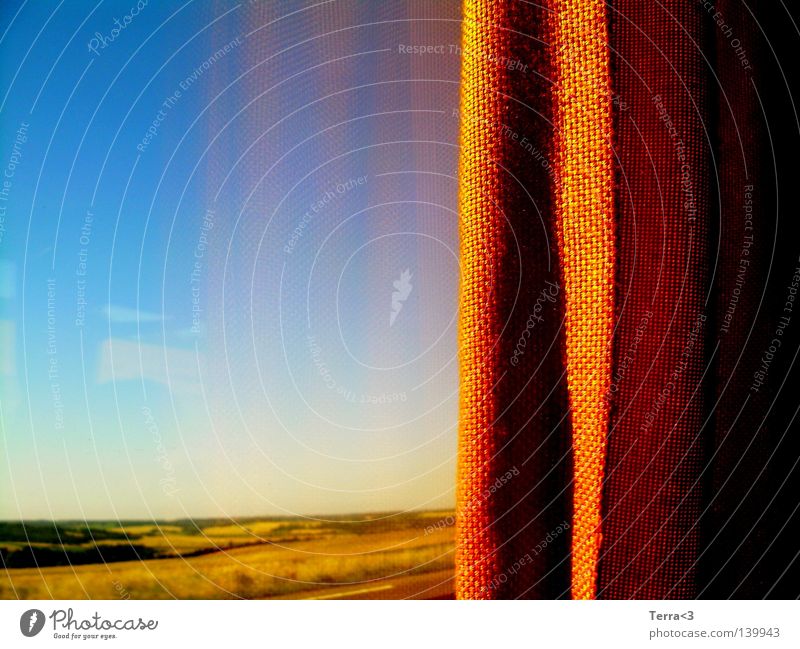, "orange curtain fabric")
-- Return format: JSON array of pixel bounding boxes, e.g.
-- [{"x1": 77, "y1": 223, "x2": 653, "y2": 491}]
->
[
  {"x1": 456, "y1": 0, "x2": 800, "y2": 599},
  {"x1": 456, "y1": 0, "x2": 571, "y2": 600},
  {"x1": 551, "y1": 0, "x2": 616, "y2": 600},
  {"x1": 598, "y1": 0, "x2": 713, "y2": 599}
]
